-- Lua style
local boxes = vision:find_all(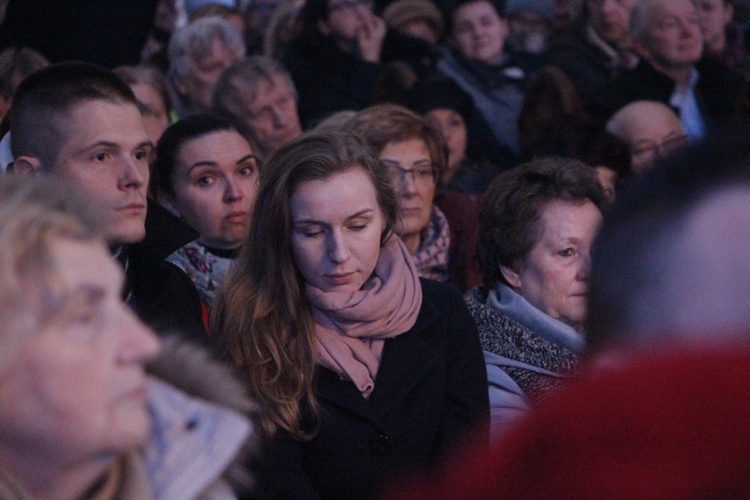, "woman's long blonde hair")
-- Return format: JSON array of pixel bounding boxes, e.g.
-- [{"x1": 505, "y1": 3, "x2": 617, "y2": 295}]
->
[{"x1": 210, "y1": 130, "x2": 398, "y2": 439}]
